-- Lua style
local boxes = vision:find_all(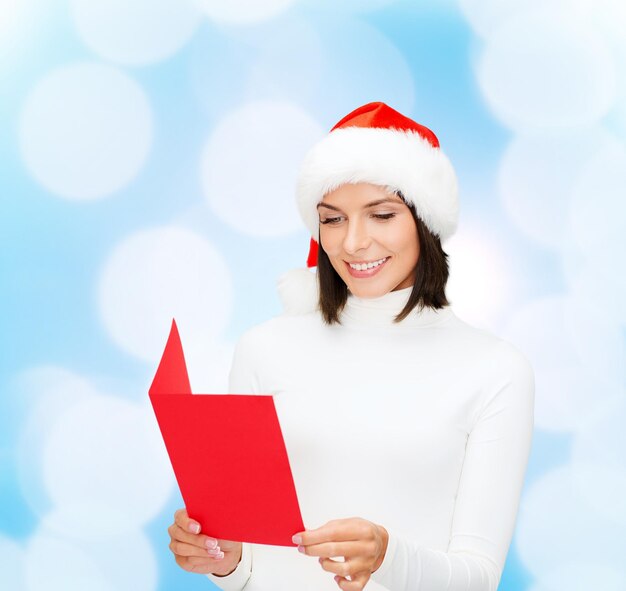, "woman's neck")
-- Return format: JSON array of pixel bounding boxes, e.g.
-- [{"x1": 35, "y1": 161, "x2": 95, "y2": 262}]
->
[{"x1": 339, "y1": 285, "x2": 453, "y2": 329}]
